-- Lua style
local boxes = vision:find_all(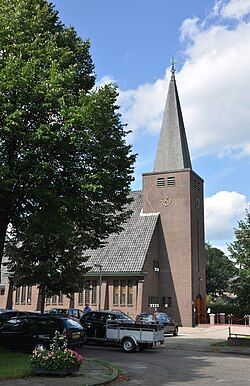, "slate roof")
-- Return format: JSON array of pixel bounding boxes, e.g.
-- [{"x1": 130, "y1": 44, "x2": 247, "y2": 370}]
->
[
  {"x1": 154, "y1": 70, "x2": 192, "y2": 172},
  {"x1": 85, "y1": 191, "x2": 159, "y2": 274}
]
